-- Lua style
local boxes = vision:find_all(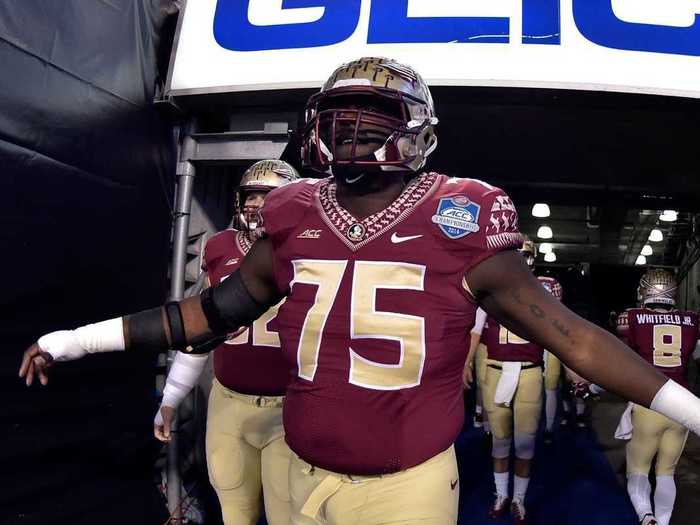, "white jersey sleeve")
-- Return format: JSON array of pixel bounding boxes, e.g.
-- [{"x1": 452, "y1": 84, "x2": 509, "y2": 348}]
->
[{"x1": 471, "y1": 307, "x2": 487, "y2": 335}]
